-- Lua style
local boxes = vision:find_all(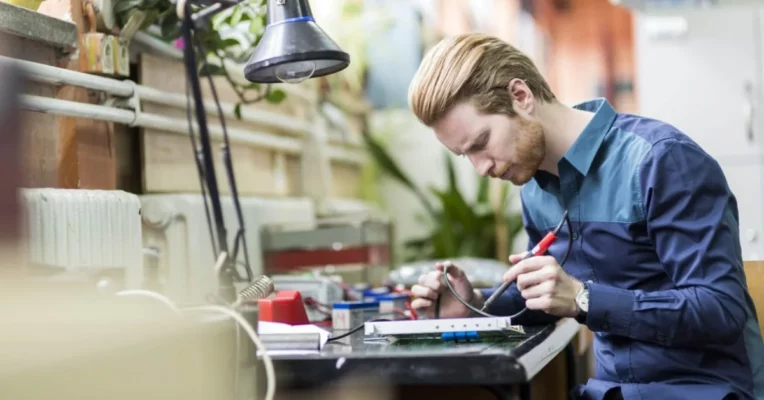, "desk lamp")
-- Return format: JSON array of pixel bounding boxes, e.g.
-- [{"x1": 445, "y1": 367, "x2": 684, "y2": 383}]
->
[
  {"x1": 244, "y1": 0, "x2": 350, "y2": 83},
  {"x1": 179, "y1": 0, "x2": 349, "y2": 302}
]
